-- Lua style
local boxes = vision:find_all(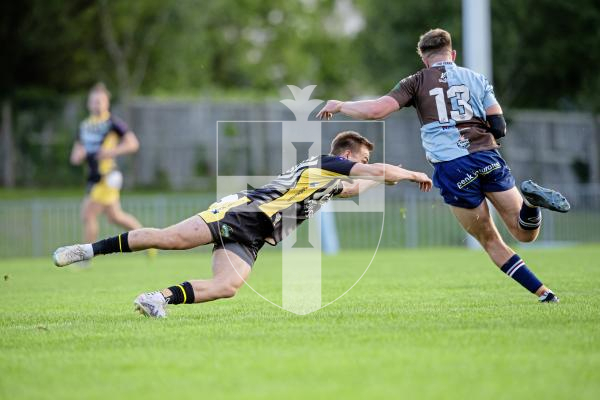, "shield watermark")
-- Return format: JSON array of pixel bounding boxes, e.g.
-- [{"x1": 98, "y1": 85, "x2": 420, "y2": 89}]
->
[{"x1": 216, "y1": 85, "x2": 385, "y2": 314}]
